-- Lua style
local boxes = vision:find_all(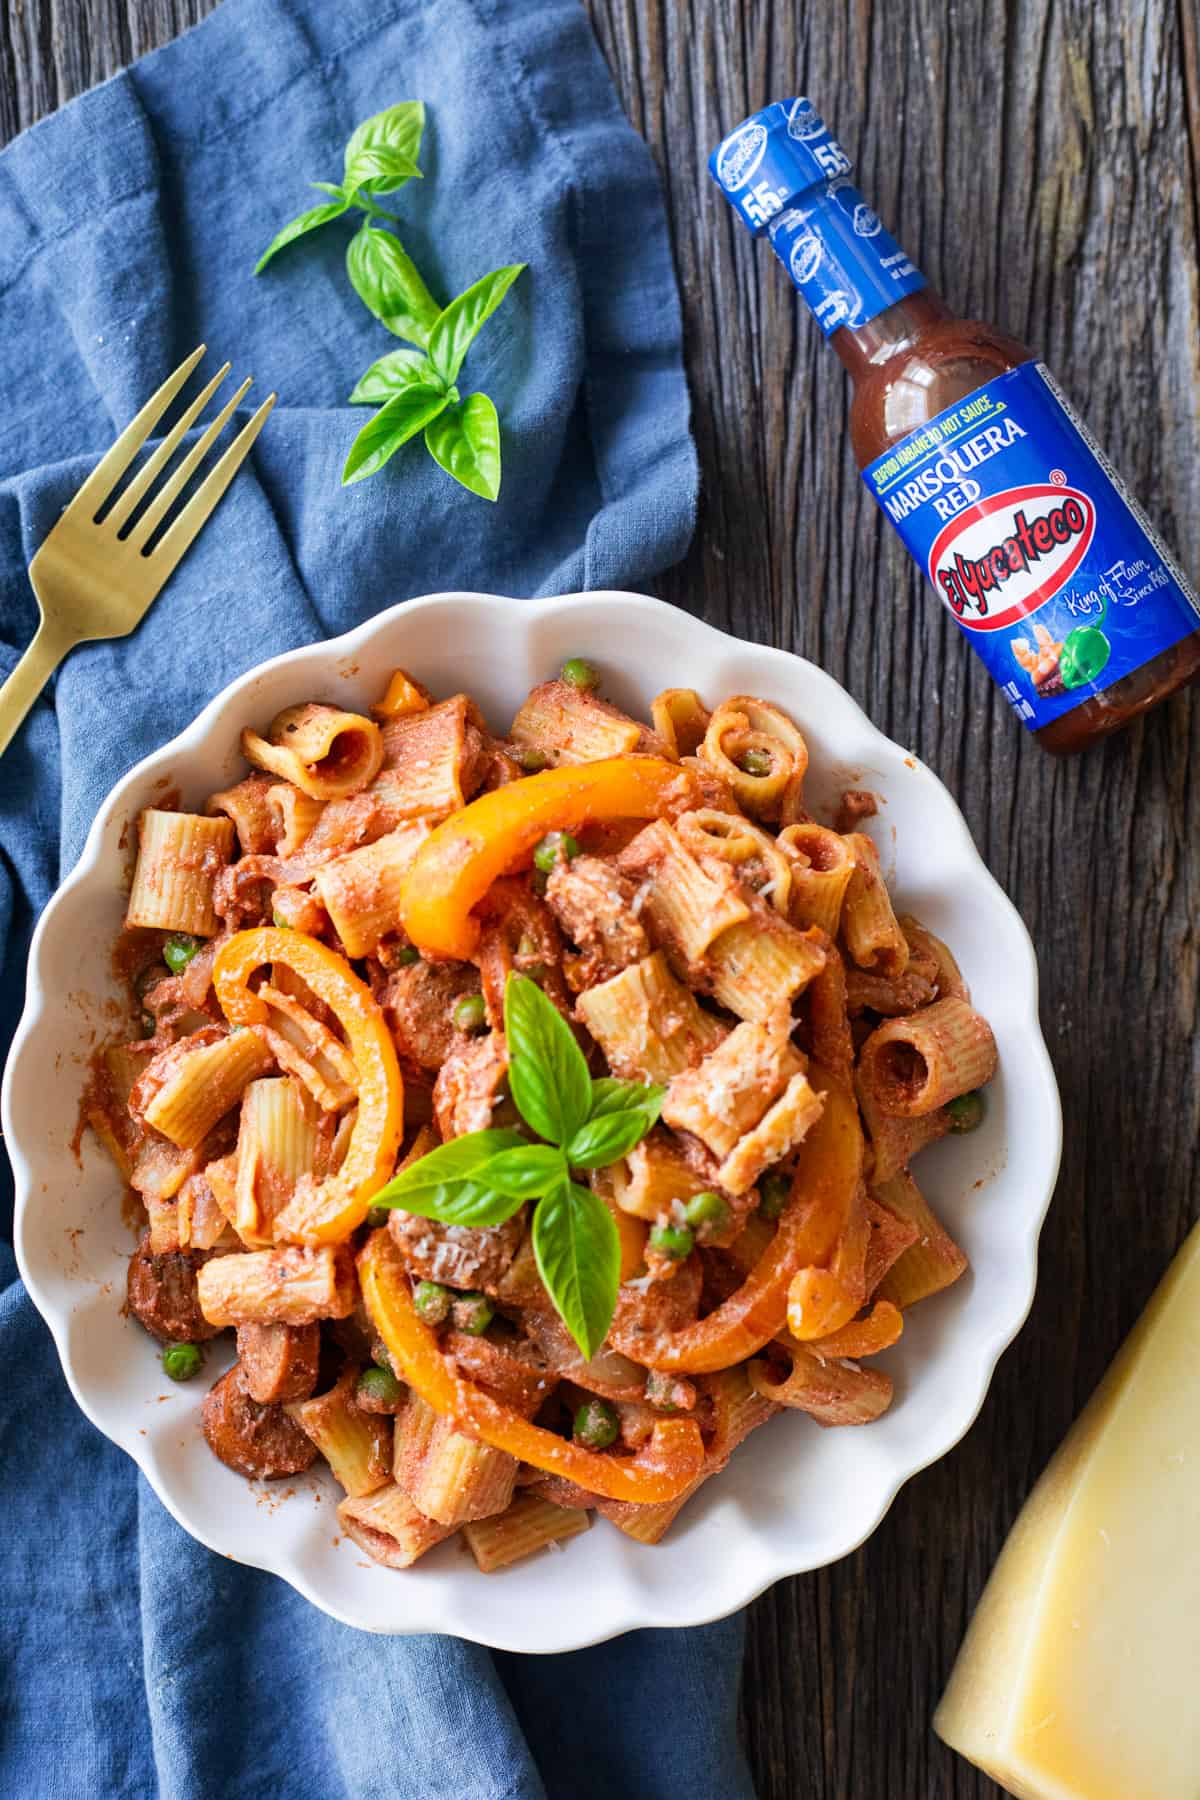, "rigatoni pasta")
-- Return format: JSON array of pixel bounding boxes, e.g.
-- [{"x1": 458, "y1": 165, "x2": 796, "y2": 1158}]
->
[{"x1": 92, "y1": 652, "x2": 996, "y2": 1575}]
